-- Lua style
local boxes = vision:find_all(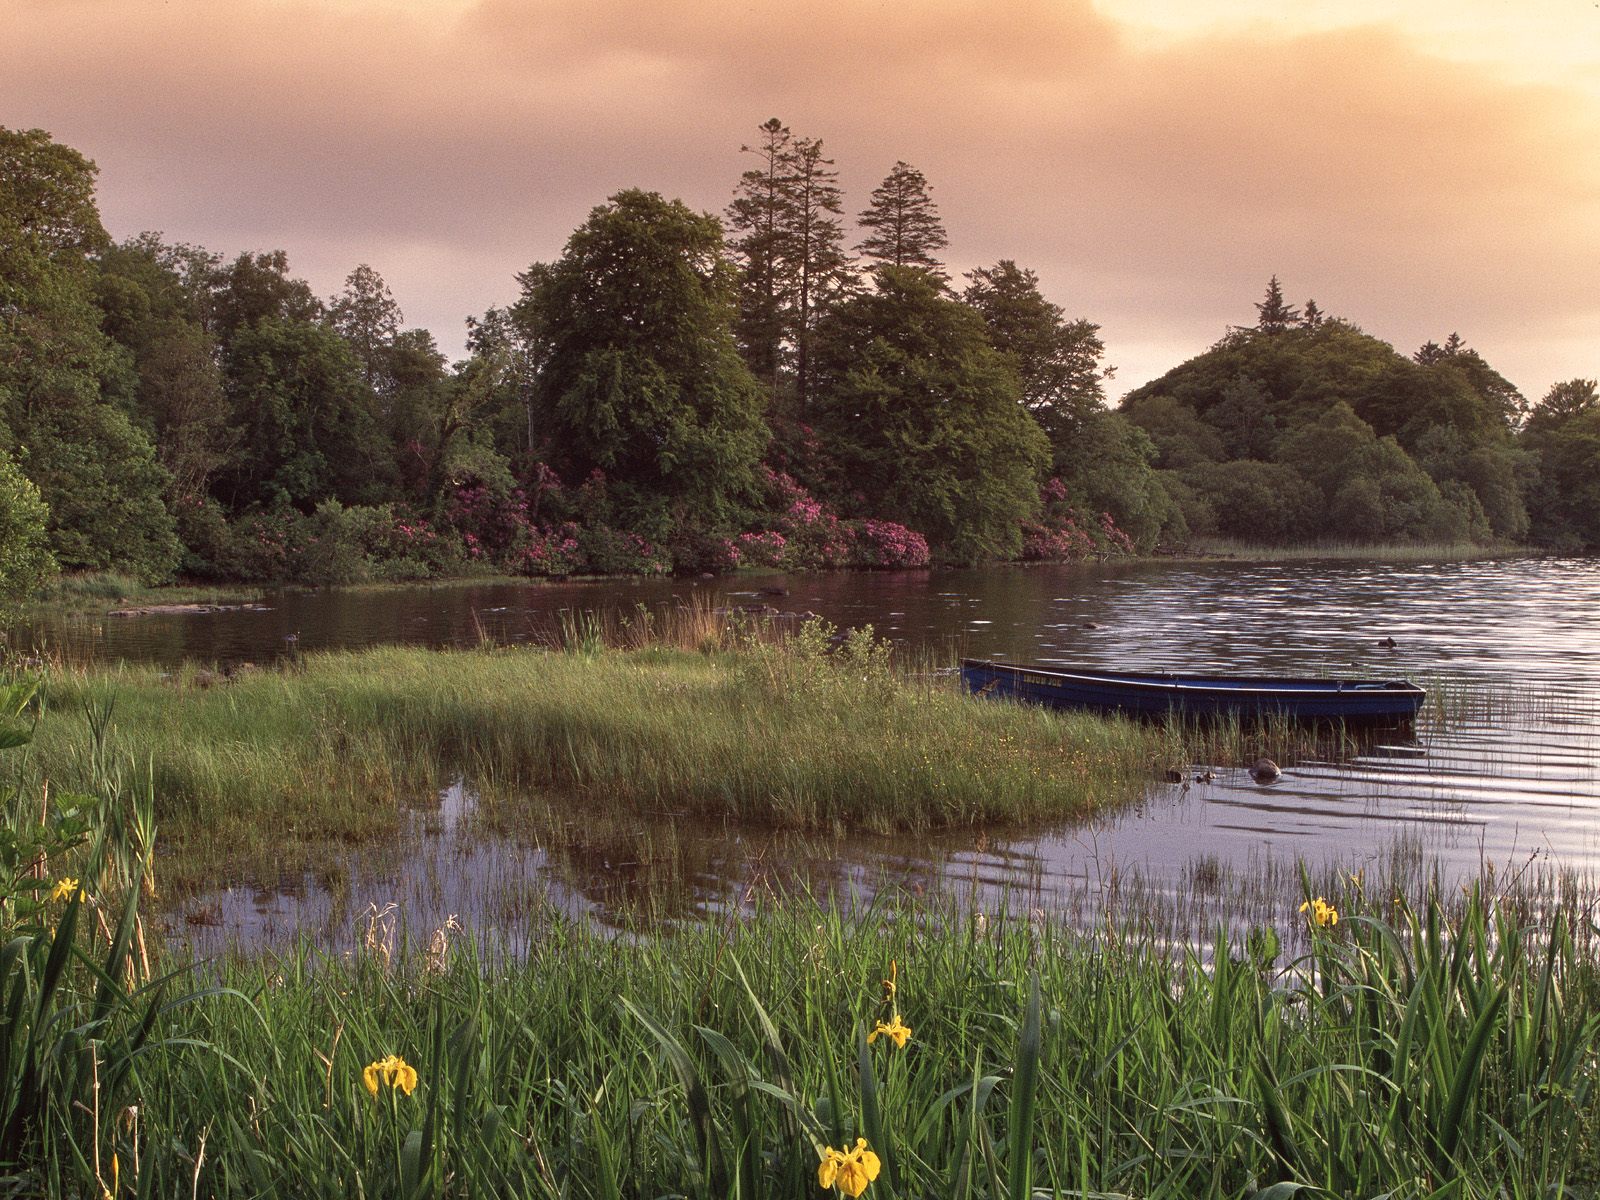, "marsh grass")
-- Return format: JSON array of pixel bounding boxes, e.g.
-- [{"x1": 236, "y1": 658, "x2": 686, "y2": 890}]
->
[
  {"x1": 9, "y1": 669, "x2": 1600, "y2": 1196},
  {"x1": 27, "y1": 571, "x2": 259, "y2": 613},
  {"x1": 48, "y1": 887, "x2": 1600, "y2": 1198},
  {"x1": 19, "y1": 616, "x2": 1177, "y2": 896},
  {"x1": 1179, "y1": 538, "x2": 1524, "y2": 562}
]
